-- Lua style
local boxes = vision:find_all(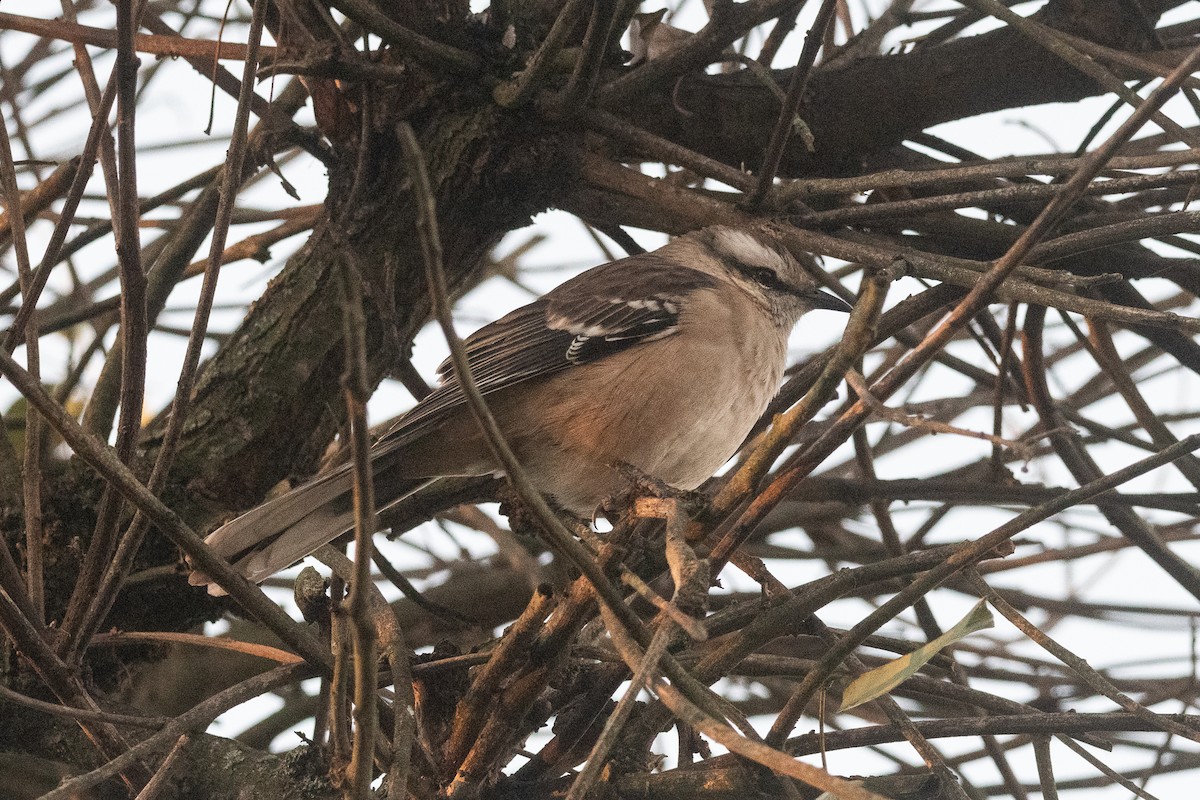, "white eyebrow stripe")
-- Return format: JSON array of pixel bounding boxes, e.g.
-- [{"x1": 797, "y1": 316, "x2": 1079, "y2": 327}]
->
[{"x1": 712, "y1": 228, "x2": 788, "y2": 272}]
